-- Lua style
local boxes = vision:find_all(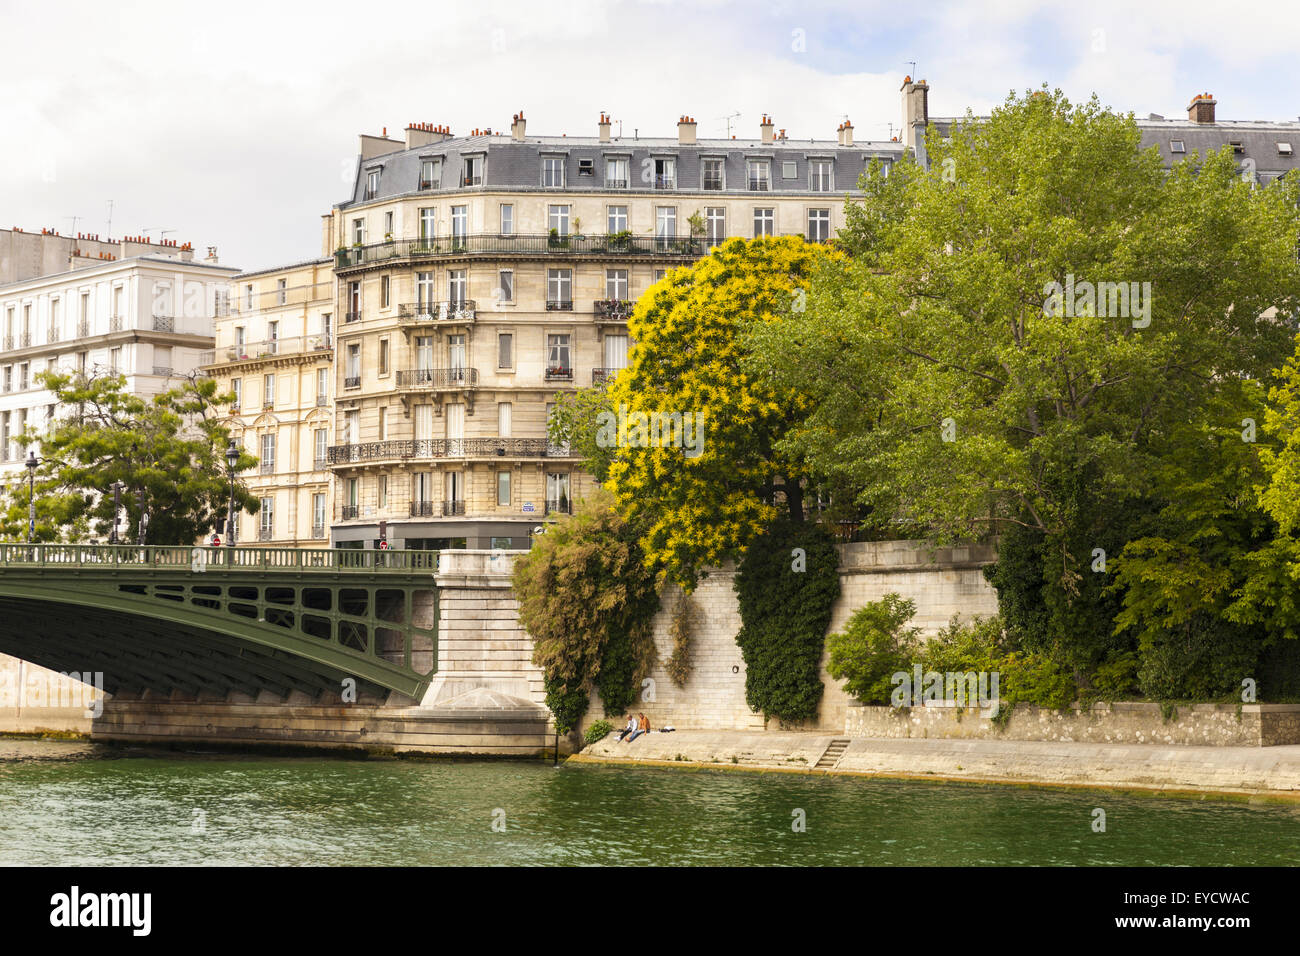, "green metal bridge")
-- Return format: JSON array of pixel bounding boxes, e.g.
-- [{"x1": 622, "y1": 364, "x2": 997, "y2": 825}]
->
[{"x1": 0, "y1": 544, "x2": 441, "y2": 703}]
